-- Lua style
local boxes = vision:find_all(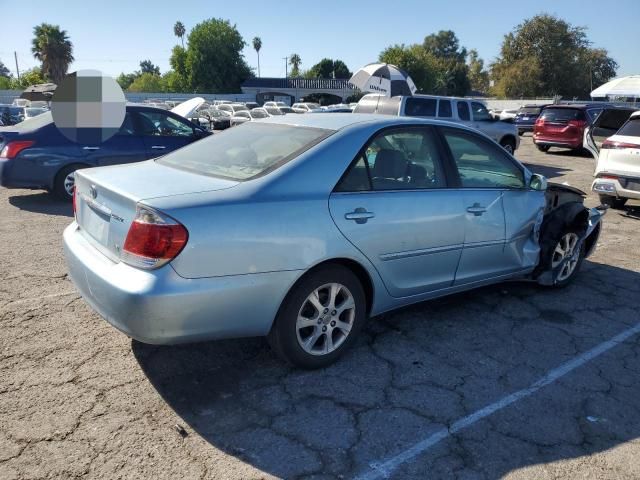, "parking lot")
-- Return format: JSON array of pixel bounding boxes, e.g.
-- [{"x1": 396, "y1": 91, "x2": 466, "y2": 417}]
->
[{"x1": 1, "y1": 136, "x2": 639, "y2": 479}]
